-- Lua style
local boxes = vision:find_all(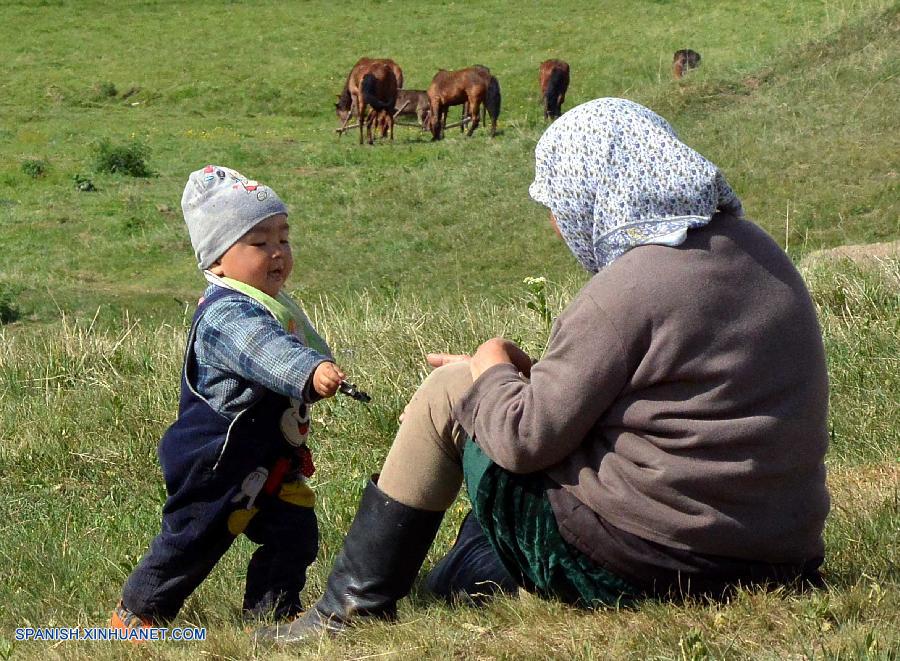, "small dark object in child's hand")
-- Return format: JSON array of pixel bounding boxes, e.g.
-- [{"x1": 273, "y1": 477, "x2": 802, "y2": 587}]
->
[{"x1": 339, "y1": 380, "x2": 371, "y2": 403}]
